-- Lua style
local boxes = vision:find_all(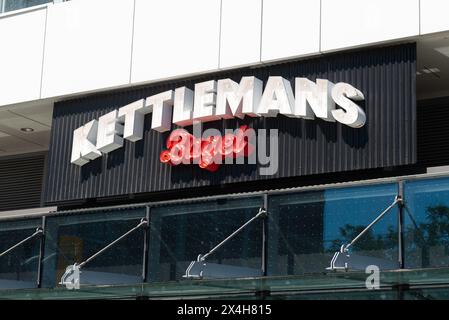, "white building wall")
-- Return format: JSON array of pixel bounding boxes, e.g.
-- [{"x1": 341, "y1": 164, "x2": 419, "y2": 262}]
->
[
  {"x1": 321, "y1": 0, "x2": 420, "y2": 52},
  {"x1": 420, "y1": 0, "x2": 449, "y2": 35},
  {"x1": 0, "y1": 6, "x2": 47, "y2": 107},
  {"x1": 1, "y1": 0, "x2": 449, "y2": 108},
  {"x1": 41, "y1": 0, "x2": 134, "y2": 98},
  {"x1": 261, "y1": 0, "x2": 320, "y2": 63},
  {"x1": 131, "y1": 0, "x2": 221, "y2": 84},
  {"x1": 219, "y1": 0, "x2": 262, "y2": 69}
]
